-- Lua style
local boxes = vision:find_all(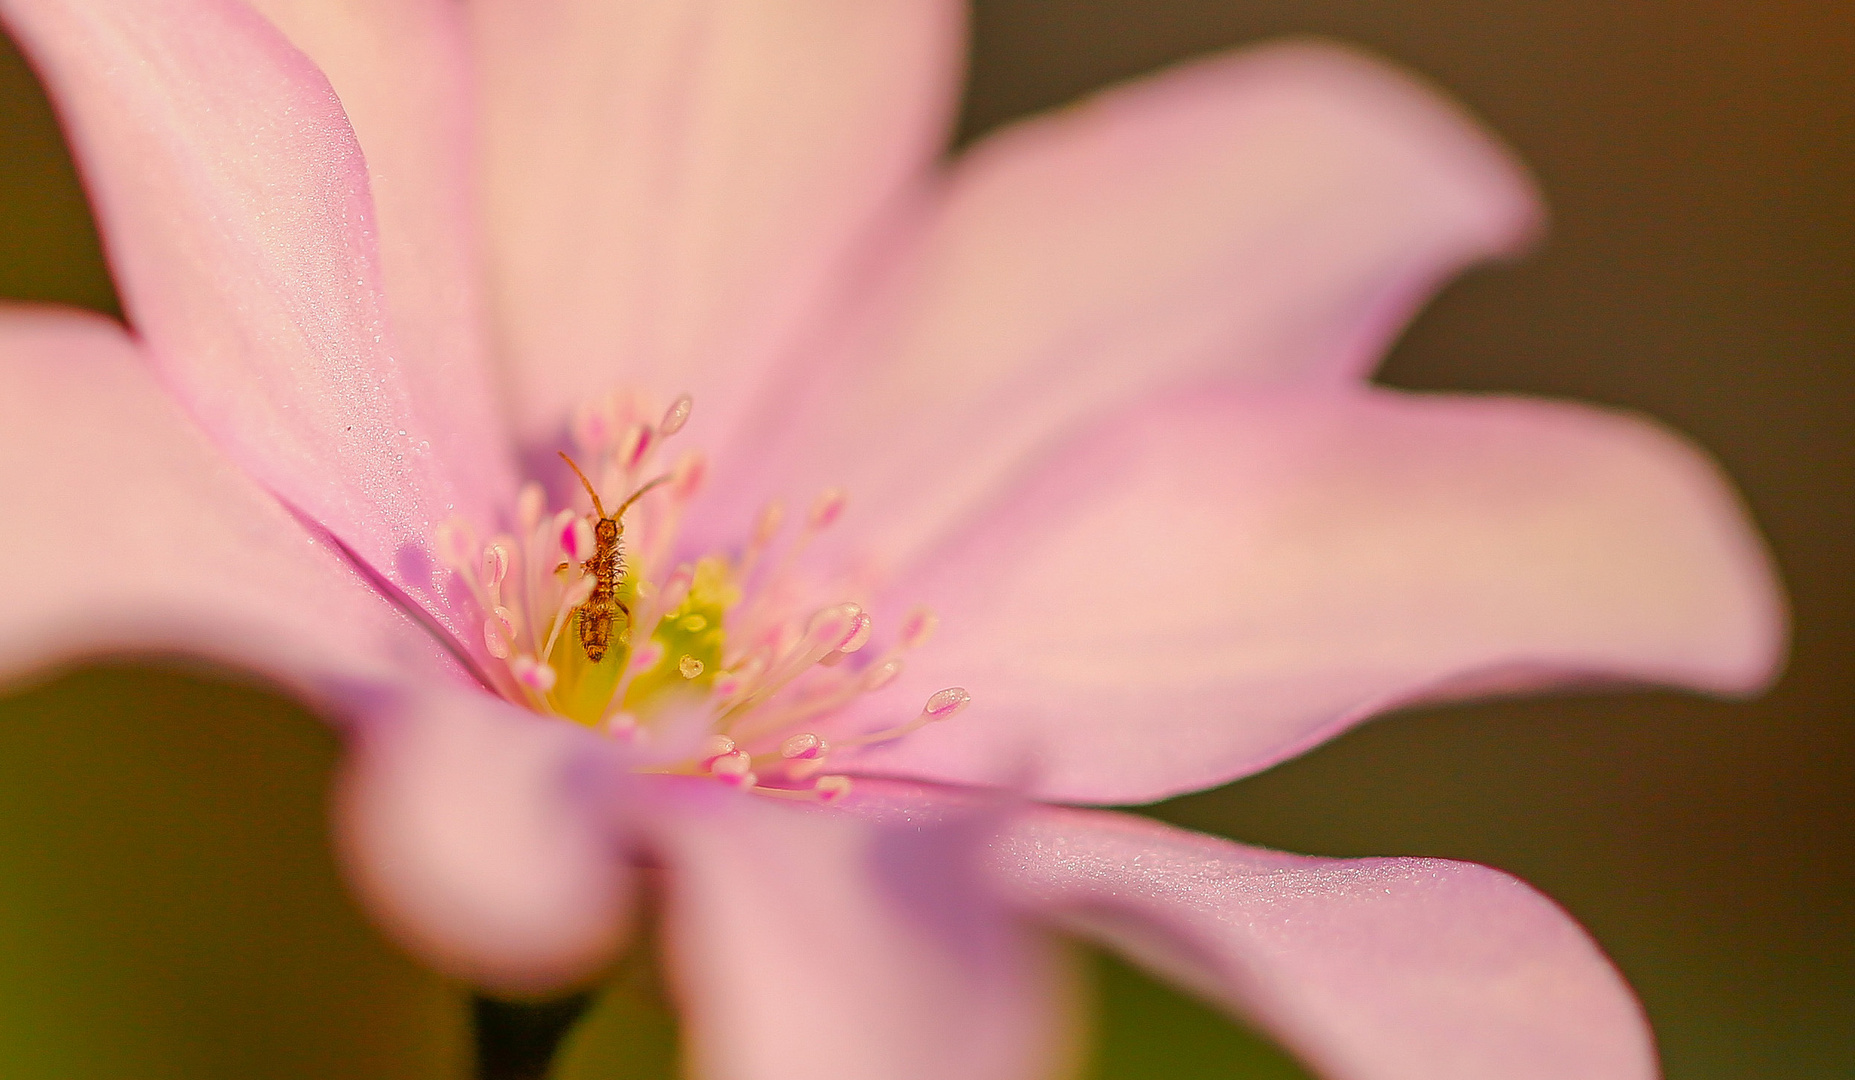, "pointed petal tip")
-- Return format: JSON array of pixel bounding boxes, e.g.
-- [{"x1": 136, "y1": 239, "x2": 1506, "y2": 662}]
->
[
  {"x1": 993, "y1": 807, "x2": 1658, "y2": 1080},
  {"x1": 850, "y1": 389, "x2": 1787, "y2": 807},
  {"x1": 1236, "y1": 36, "x2": 1547, "y2": 254}
]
